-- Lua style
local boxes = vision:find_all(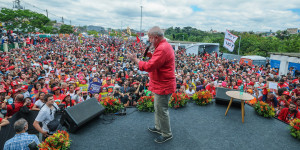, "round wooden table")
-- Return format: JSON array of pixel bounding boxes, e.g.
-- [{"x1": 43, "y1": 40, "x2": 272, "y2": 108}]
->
[{"x1": 225, "y1": 91, "x2": 254, "y2": 123}]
